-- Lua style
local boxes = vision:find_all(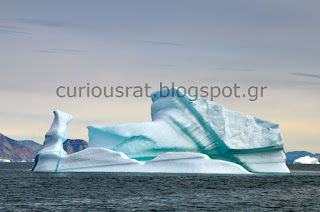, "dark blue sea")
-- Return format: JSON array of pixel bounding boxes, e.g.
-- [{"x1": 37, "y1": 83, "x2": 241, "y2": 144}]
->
[{"x1": 0, "y1": 163, "x2": 320, "y2": 211}]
